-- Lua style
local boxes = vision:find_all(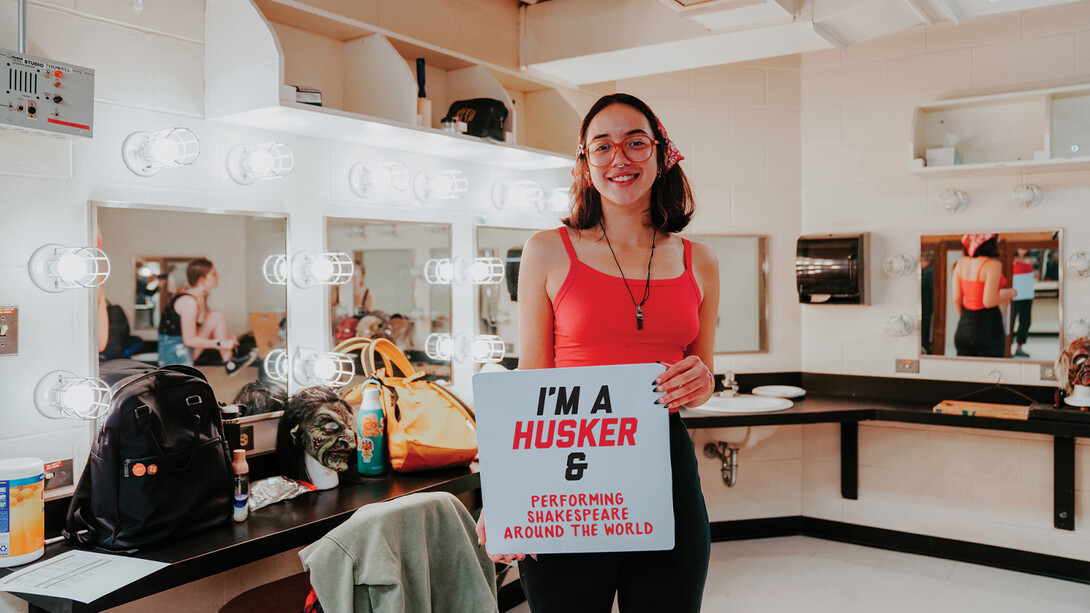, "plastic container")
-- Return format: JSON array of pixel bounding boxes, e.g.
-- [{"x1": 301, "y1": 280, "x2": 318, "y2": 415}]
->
[
  {"x1": 0, "y1": 457, "x2": 45, "y2": 567},
  {"x1": 232, "y1": 450, "x2": 249, "y2": 522},
  {"x1": 356, "y1": 386, "x2": 388, "y2": 476}
]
